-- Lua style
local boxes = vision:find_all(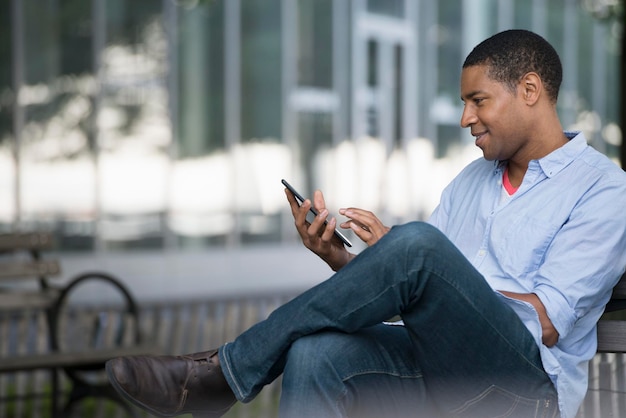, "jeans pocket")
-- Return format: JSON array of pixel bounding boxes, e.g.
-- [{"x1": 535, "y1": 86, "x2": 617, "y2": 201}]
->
[{"x1": 450, "y1": 385, "x2": 559, "y2": 418}]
